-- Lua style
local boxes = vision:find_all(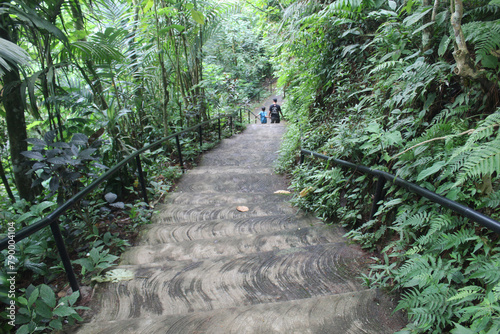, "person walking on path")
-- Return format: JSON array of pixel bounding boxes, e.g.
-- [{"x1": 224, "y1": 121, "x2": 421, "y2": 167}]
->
[
  {"x1": 259, "y1": 107, "x2": 268, "y2": 124},
  {"x1": 268, "y1": 98, "x2": 283, "y2": 123}
]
